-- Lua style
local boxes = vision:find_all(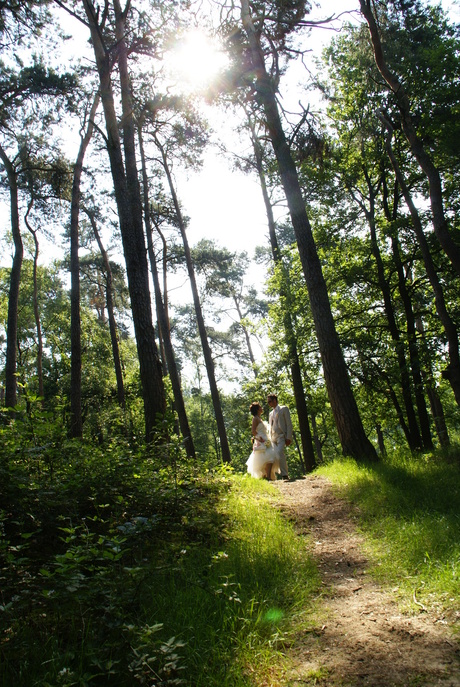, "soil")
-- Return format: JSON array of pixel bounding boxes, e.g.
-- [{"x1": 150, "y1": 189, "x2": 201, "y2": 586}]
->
[{"x1": 273, "y1": 474, "x2": 460, "y2": 687}]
